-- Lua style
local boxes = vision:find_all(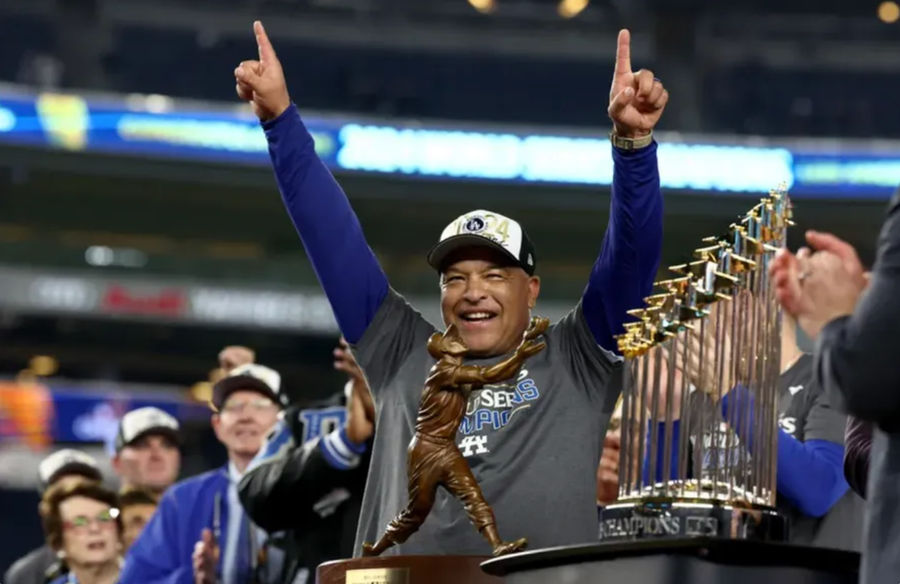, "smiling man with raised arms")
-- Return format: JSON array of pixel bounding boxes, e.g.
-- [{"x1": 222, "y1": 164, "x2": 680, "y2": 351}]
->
[{"x1": 233, "y1": 21, "x2": 667, "y2": 555}]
